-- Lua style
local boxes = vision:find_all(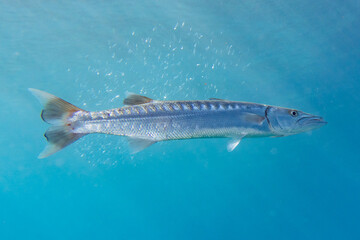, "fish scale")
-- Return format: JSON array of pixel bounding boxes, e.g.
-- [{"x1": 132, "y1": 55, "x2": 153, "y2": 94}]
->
[{"x1": 72, "y1": 100, "x2": 271, "y2": 142}]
